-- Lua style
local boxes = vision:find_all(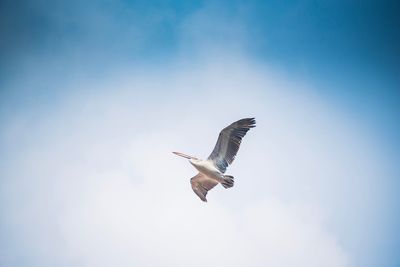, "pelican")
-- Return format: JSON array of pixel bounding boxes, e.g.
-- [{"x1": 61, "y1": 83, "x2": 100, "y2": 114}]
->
[{"x1": 173, "y1": 118, "x2": 256, "y2": 202}]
